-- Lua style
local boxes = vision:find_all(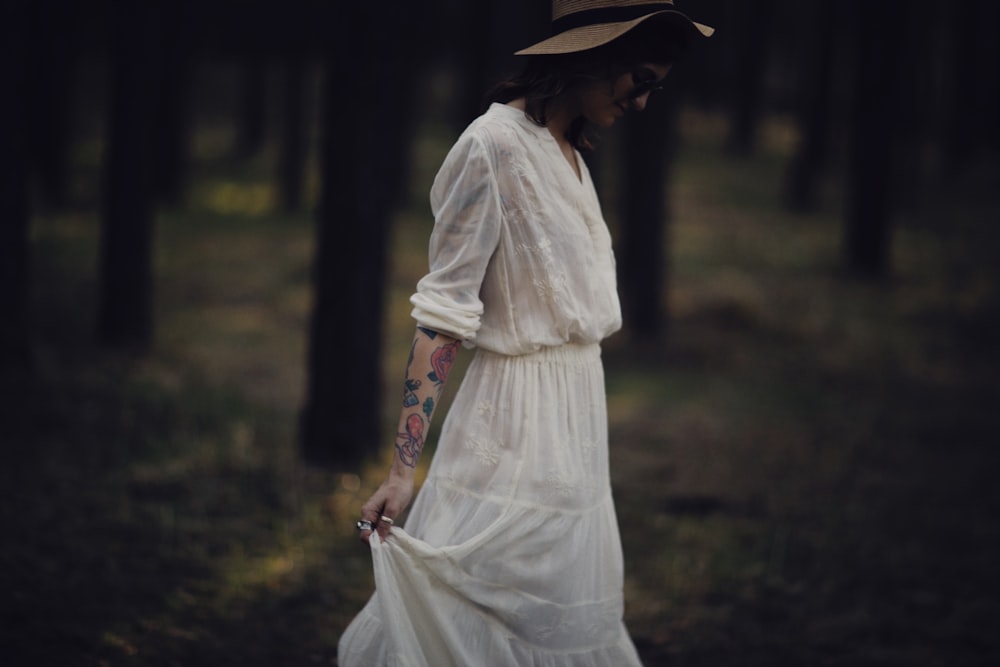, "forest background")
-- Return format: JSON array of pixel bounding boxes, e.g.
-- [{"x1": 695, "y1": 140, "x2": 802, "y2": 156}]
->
[{"x1": 2, "y1": 1, "x2": 999, "y2": 665}]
